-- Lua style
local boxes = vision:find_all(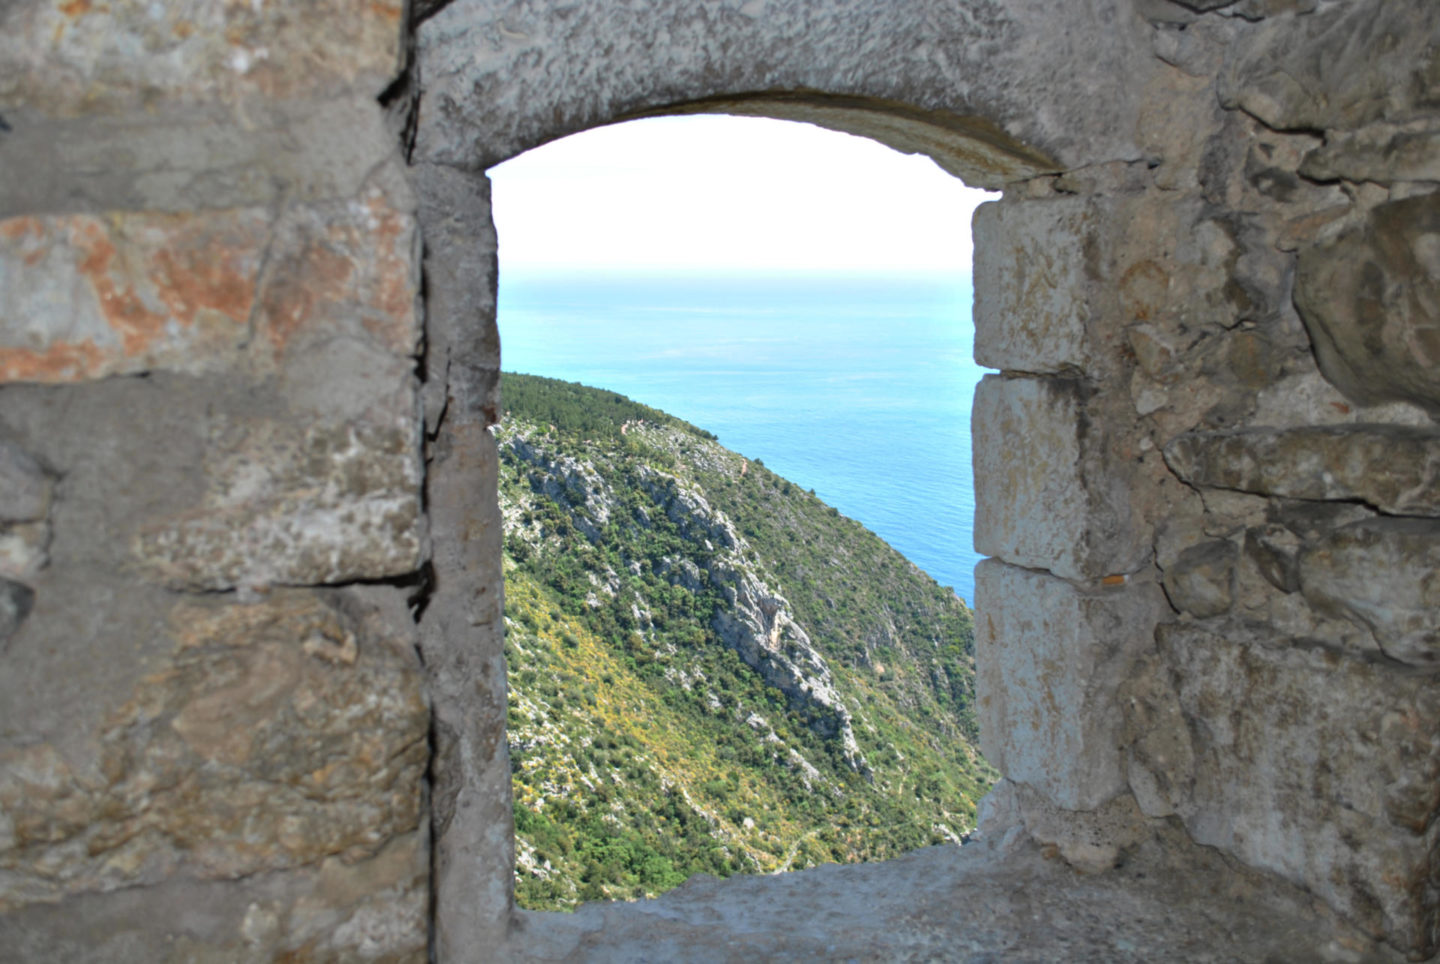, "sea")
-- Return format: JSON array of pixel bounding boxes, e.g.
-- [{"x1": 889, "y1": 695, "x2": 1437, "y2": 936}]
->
[{"x1": 497, "y1": 272, "x2": 990, "y2": 606}]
